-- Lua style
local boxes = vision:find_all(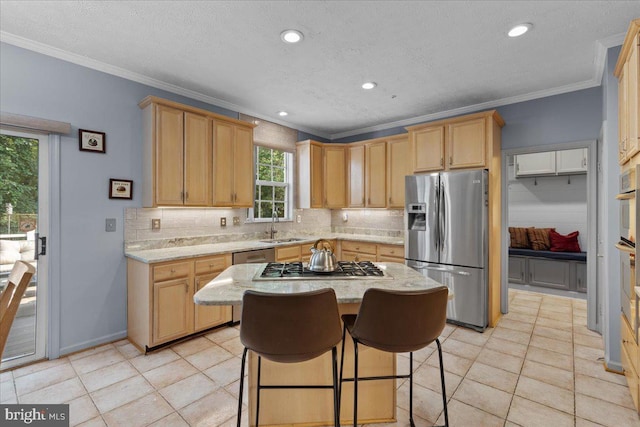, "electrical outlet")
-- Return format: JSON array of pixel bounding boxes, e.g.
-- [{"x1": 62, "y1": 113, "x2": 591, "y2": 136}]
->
[
  {"x1": 342, "y1": 213, "x2": 348, "y2": 222},
  {"x1": 105, "y1": 218, "x2": 116, "y2": 232},
  {"x1": 233, "y1": 216, "x2": 240, "y2": 225},
  {"x1": 220, "y1": 217, "x2": 227, "y2": 227},
  {"x1": 151, "y1": 218, "x2": 161, "y2": 230}
]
